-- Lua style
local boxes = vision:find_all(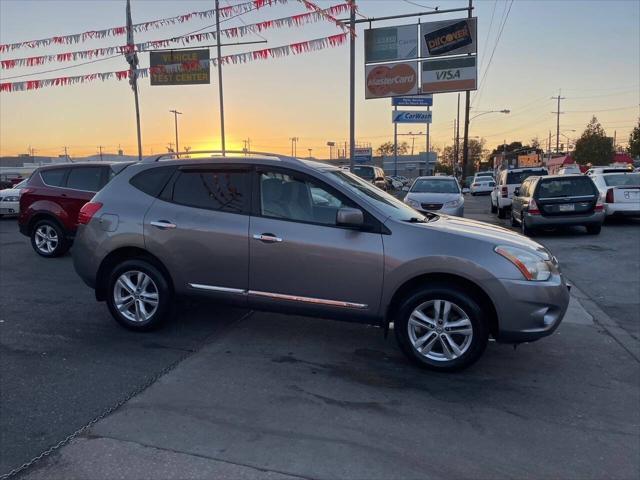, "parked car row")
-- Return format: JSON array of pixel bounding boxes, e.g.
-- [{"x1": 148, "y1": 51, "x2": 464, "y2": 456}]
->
[
  {"x1": 0, "y1": 179, "x2": 27, "y2": 217},
  {"x1": 10, "y1": 153, "x2": 573, "y2": 372}
]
